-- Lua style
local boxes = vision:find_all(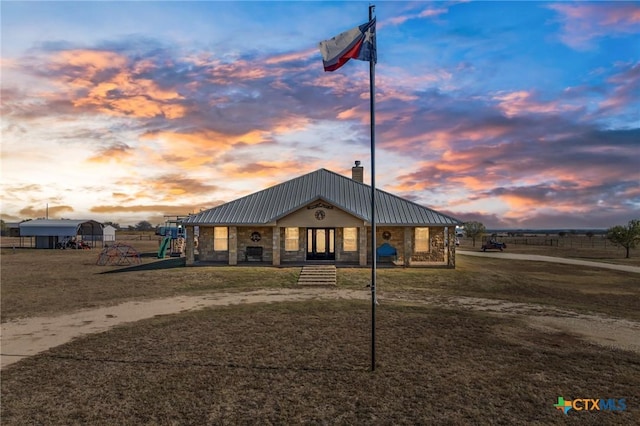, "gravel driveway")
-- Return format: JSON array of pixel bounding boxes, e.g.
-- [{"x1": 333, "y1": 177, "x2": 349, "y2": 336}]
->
[{"x1": 457, "y1": 250, "x2": 640, "y2": 273}]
